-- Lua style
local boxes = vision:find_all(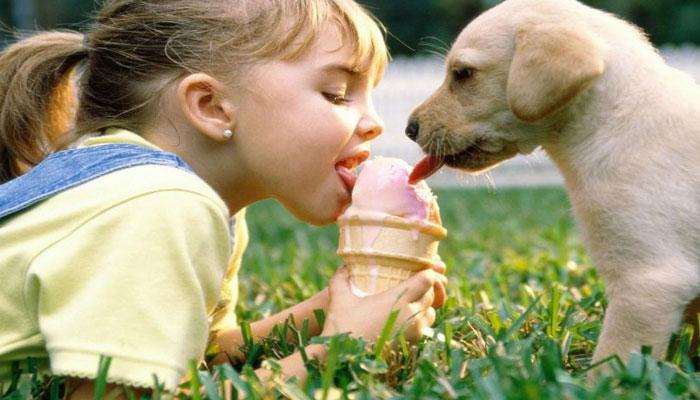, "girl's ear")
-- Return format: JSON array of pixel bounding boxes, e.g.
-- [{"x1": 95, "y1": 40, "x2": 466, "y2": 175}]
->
[{"x1": 177, "y1": 73, "x2": 236, "y2": 141}]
